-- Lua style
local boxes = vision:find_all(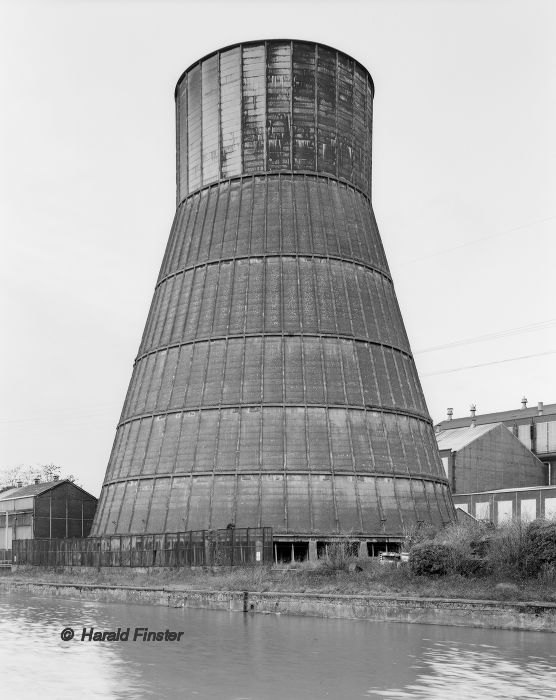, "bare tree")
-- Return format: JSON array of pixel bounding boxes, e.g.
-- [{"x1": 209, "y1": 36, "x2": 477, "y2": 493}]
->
[{"x1": 0, "y1": 464, "x2": 78, "y2": 492}]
